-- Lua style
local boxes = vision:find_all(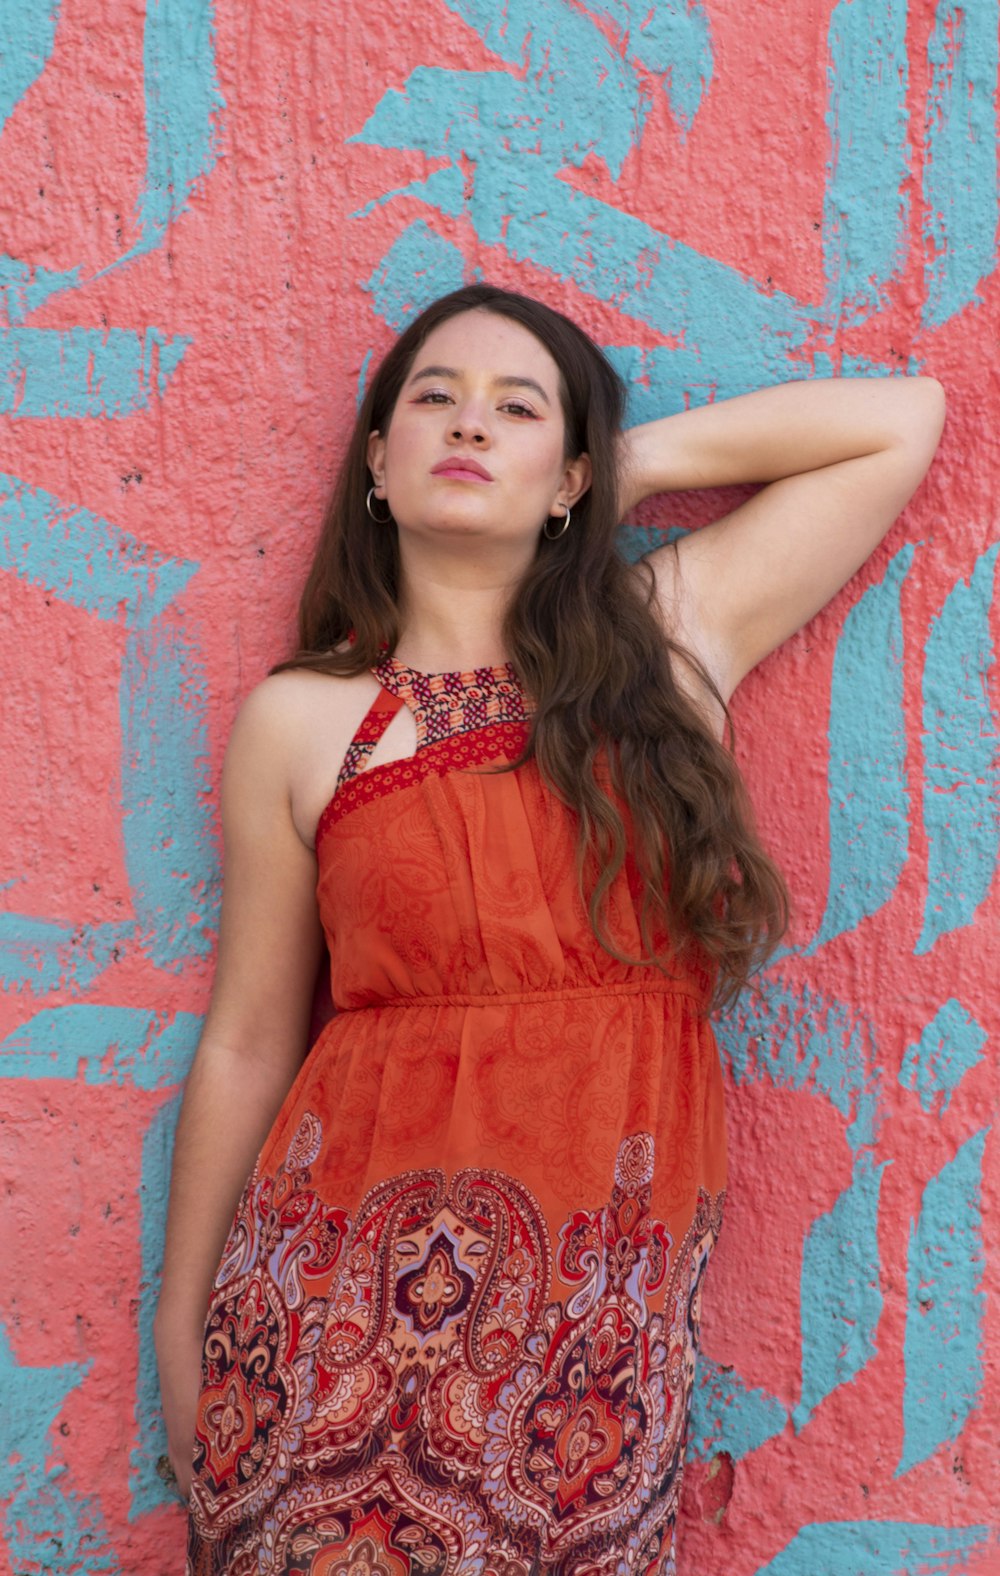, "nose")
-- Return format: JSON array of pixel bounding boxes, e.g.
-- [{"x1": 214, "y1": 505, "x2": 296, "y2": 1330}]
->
[{"x1": 448, "y1": 397, "x2": 490, "y2": 446}]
